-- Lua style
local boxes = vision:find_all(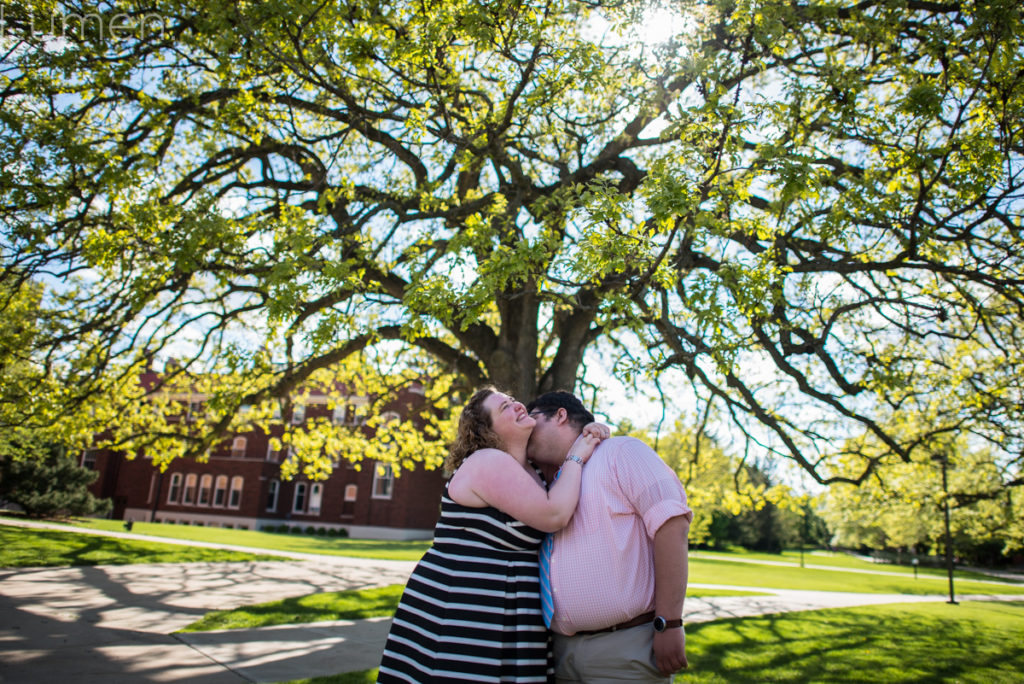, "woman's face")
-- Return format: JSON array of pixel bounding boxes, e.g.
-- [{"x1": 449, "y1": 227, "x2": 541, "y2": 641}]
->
[{"x1": 482, "y1": 391, "x2": 536, "y2": 445}]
